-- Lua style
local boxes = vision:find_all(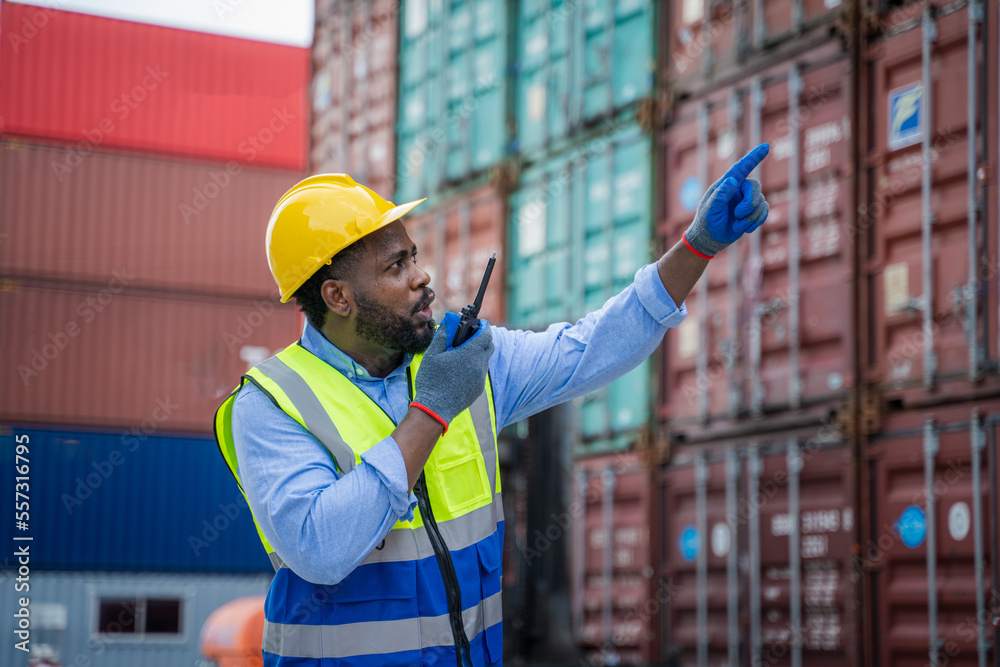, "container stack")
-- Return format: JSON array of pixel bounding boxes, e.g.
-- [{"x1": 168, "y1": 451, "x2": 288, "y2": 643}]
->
[
  {"x1": 0, "y1": 2, "x2": 312, "y2": 665},
  {"x1": 501, "y1": 1, "x2": 662, "y2": 663},
  {"x1": 393, "y1": 0, "x2": 510, "y2": 321},
  {"x1": 859, "y1": 2, "x2": 1000, "y2": 666},
  {"x1": 655, "y1": 2, "x2": 1000, "y2": 667}
]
